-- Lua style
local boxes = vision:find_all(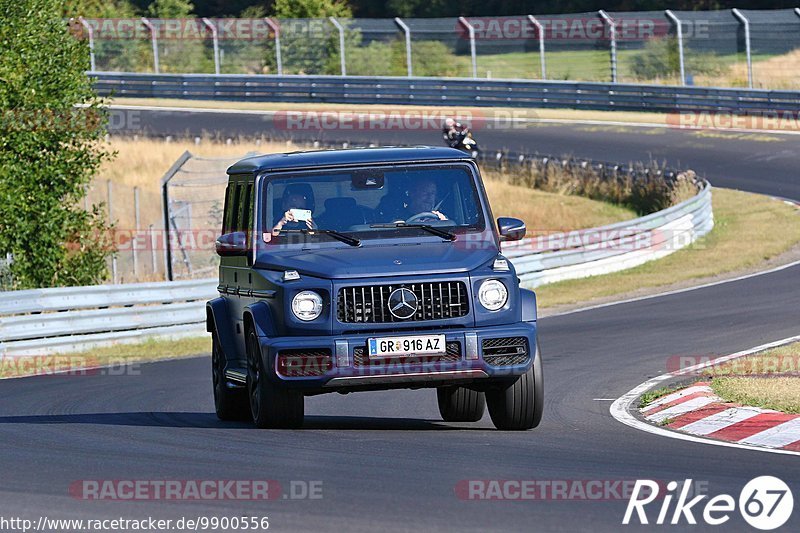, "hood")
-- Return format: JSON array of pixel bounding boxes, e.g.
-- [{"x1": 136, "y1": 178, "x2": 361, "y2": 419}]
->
[{"x1": 254, "y1": 239, "x2": 499, "y2": 279}]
